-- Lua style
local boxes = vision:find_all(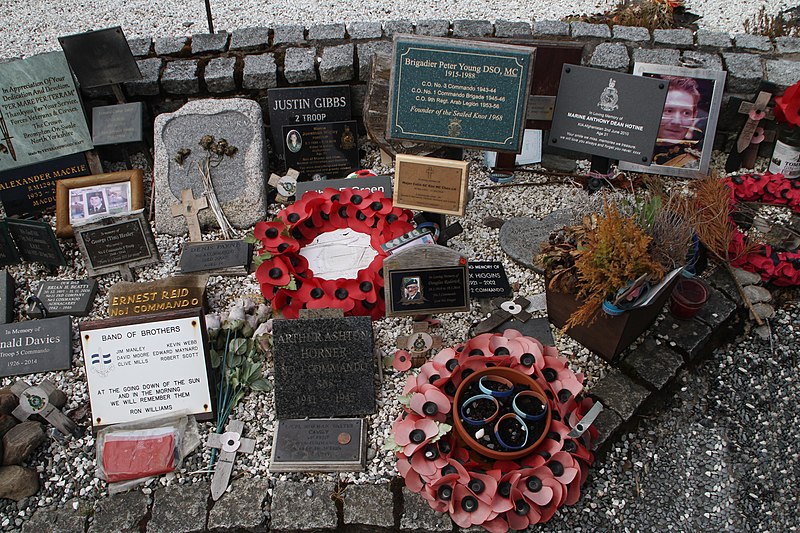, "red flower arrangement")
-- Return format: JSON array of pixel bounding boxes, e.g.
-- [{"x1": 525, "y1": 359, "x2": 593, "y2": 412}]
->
[
  {"x1": 386, "y1": 330, "x2": 597, "y2": 532},
  {"x1": 252, "y1": 188, "x2": 414, "y2": 318},
  {"x1": 774, "y1": 80, "x2": 800, "y2": 128},
  {"x1": 725, "y1": 172, "x2": 800, "y2": 286}
]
